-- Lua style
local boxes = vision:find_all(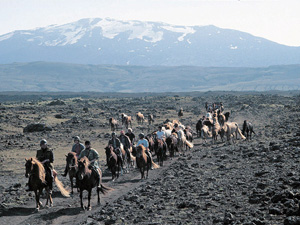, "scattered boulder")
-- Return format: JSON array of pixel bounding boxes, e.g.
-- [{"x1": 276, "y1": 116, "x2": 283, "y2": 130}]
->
[
  {"x1": 47, "y1": 100, "x2": 66, "y2": 106},
  {"x1": 23, "y1": 123, "x2": 52, "y2": 133}
]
